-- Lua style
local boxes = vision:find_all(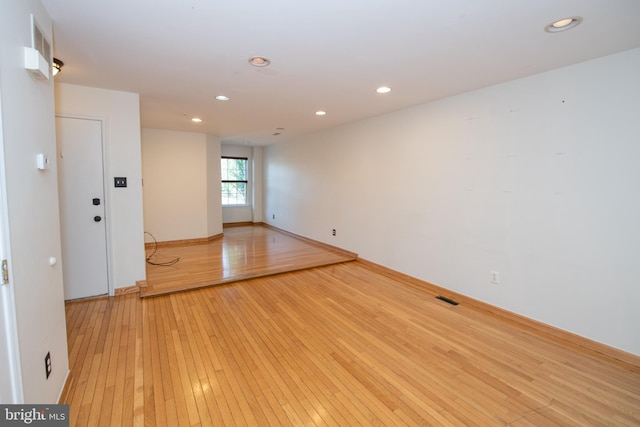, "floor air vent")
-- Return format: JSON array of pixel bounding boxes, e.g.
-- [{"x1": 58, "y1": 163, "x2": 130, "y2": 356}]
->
[{"x1": 436, "y1": 296, "x2": 459, "y2": 306}]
